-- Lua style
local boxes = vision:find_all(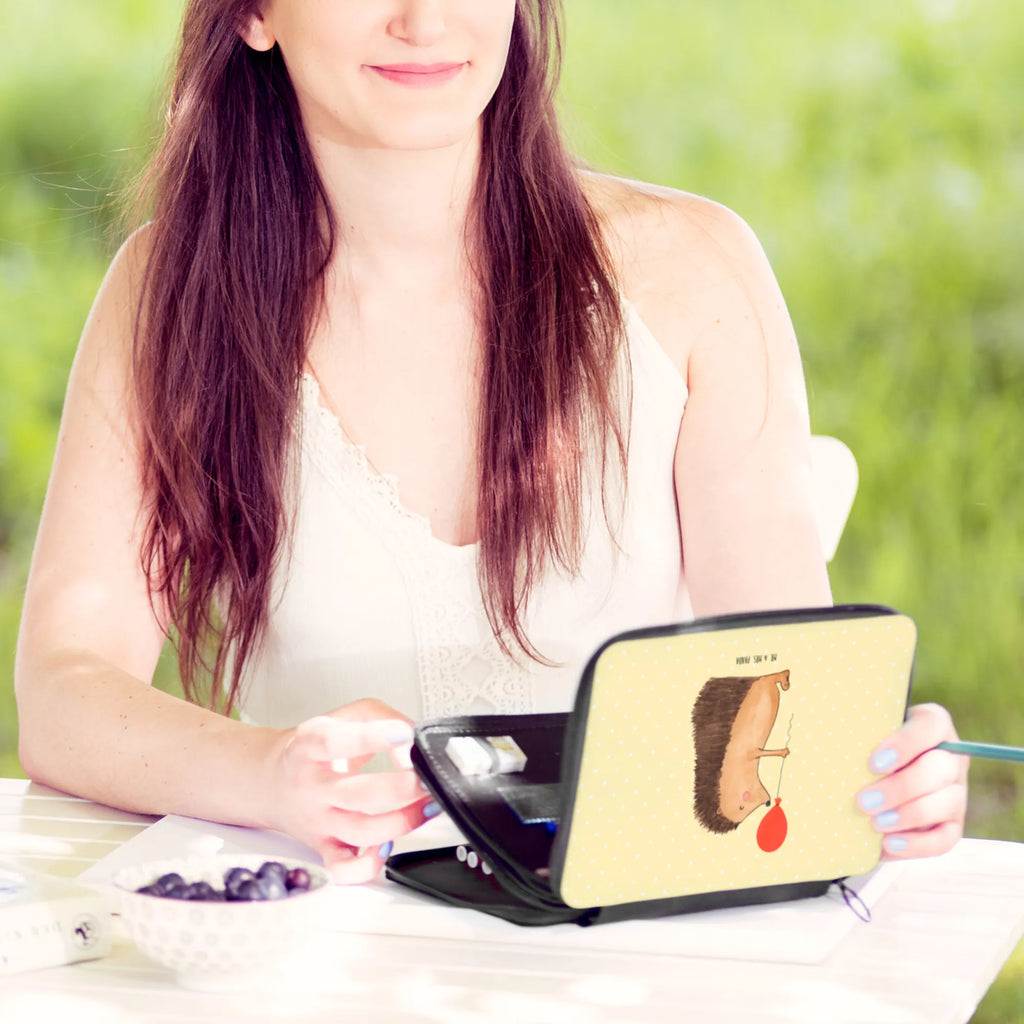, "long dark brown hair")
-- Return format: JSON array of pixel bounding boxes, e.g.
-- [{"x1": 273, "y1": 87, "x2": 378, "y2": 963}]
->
[{"x1": 134, "y1": 0, "x2": 628, "y2": 712}]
